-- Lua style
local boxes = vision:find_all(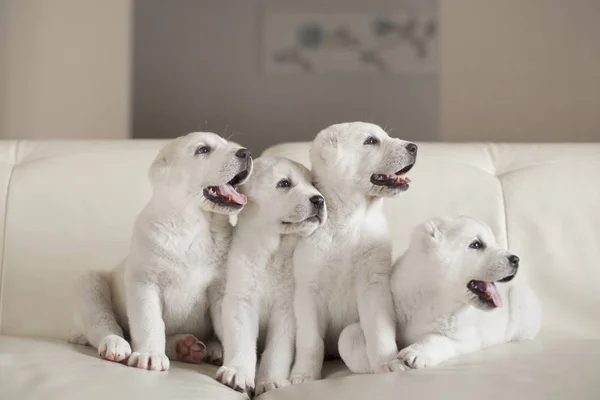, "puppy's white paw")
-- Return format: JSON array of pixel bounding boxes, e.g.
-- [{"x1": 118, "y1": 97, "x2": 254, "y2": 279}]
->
[
  {"x1": 216, "y1": 365, "x2": 254, "y2": 396},
  {"x1": 255, "y1": 378, "x2": 291, "y2": 395},
  {"x1": 127, "y1": 352, "x2": 170, "y2": 371},
  {"x1": 375, "y1": 358, "x2": 408, "y2": 373},
  {"x1": 98, "y1": 334, "x2": 131, "y2": 362},
  {"x1": 398, "y1": 346, "x2": 433, "y2": 369},
  {"x1": 205, "y1": 339, "x2": 224, "y2": 366},
  {"x1": 290, "y1": 373, "x2": 317, "y2": 385}
]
